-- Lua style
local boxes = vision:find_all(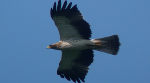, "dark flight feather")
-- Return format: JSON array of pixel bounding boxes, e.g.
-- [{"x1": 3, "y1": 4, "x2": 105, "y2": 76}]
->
[{"x1": 62, "y1": 1, "x2": 67, "y2": 10}]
